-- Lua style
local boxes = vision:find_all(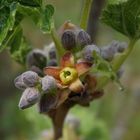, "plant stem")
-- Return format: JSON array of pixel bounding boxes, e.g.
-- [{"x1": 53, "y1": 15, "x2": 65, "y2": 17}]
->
[
  {"x1": 96, "y1": 39, "x2": 137, "y2": 90},
  {"x1": 87, "y1": 0, "x2": 106, "y2": 42},
  {"x1": 51, "y1": 27, "x2": 65, "y2": 64},
  {"x1": 111, "y1": 39, "x2": 136, "y2": 71},
  {"x1": 80, "y1": 0, "x2": 92, "y2": 30}
]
